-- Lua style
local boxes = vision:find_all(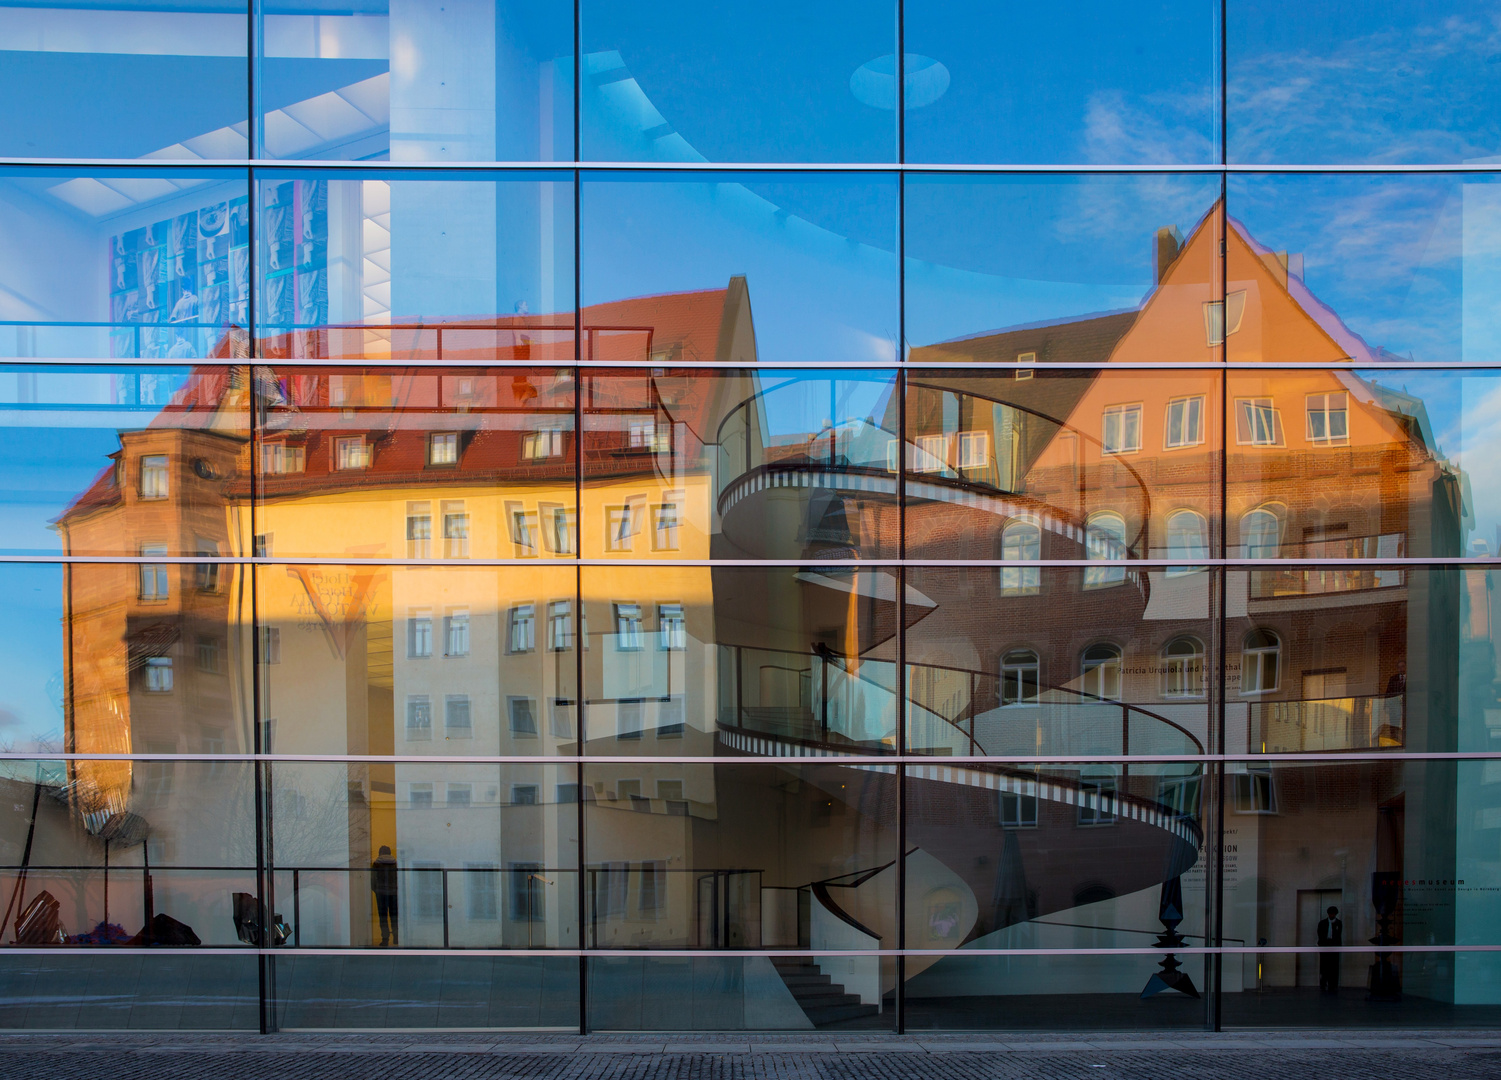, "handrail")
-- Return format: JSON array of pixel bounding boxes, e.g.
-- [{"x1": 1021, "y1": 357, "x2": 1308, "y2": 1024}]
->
[
  {"x1": 714, "y1": 719, "x2": 1203, "y2": 849},
  {"x1": 809, "y1": 882, "x2": 882, "y2": 942}
]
